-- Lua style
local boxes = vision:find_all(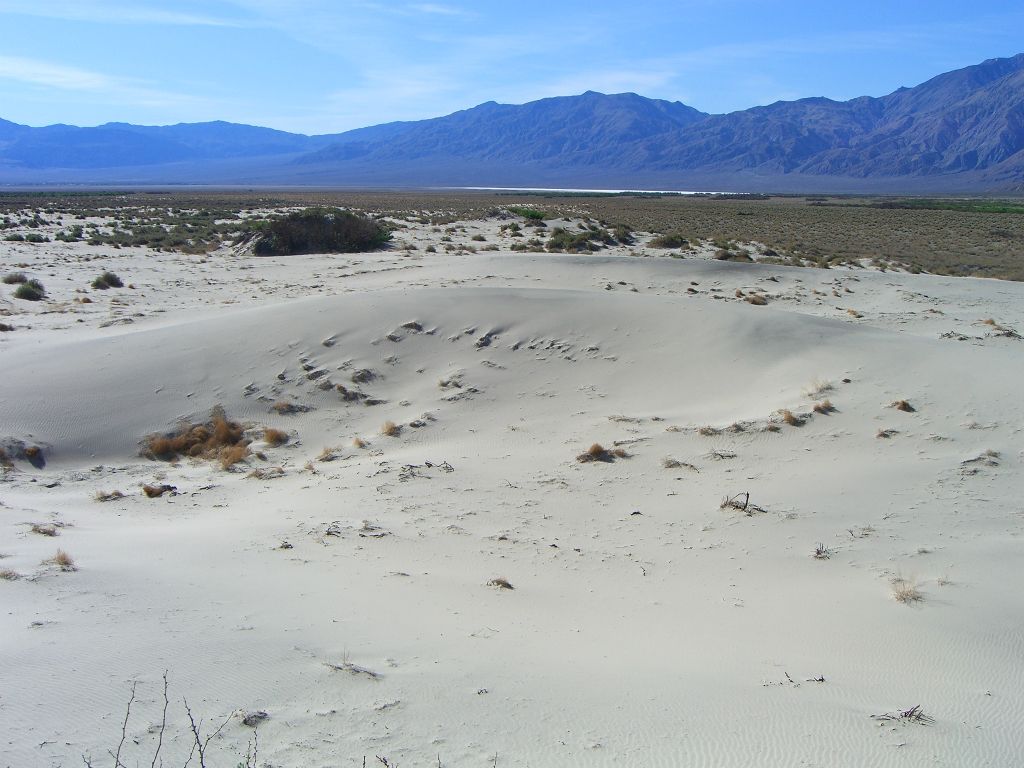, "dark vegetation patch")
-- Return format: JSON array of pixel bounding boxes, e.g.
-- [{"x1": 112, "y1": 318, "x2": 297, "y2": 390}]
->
[{"x1": 252, "y1": 207, "x2": 391, "y2": 255}]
